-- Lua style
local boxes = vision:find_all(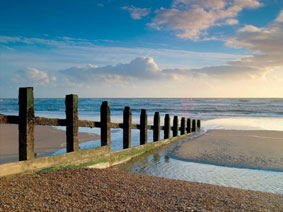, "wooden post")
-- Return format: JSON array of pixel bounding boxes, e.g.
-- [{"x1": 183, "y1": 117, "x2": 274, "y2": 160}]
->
[
  {"x1": 123, "y1": 106, "x2": 132, "y2": 149},
  {"x1": 65, "y1": 94, "x2": 79, "y2": 152},
  {"x1": 101, "y1": 101, "x2": 111, "y2": 148},
  {"x1": 19, "y1": 87, "x2": 35, "y2": 161},
  {"x1": 153, "y1": 112, "x2": 160, "y2": 142},
  {"x1": 140, "y1": 109, "x2": 147, "y2": 145},
  {"x1": 186, "y1": 118, "x2": 191, "y2": 133},
  {"x1": 181, "y1": 117, "x2": 186, "y2": 135},
  {"x1": 164, "y1": 114, "x2": 170, "y2": 139},
  {"x1": 197, "y1": 120, "x2": 201, "y2": 131},
  {"x1": 173, "y1": 116, "x2": 179, "y2": 137},
  {"x1": 192, "y1": 119, "x2": 196, "y2": 132}
]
